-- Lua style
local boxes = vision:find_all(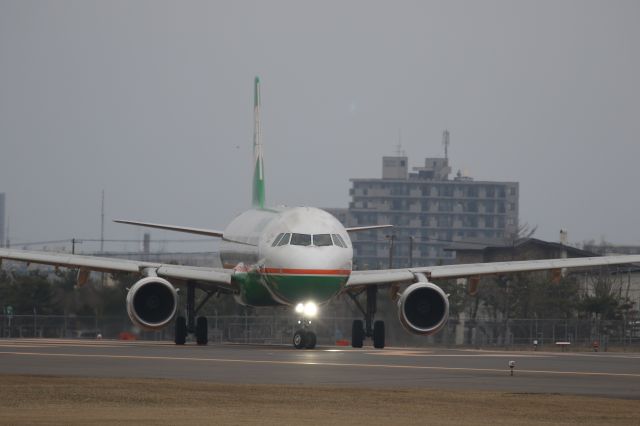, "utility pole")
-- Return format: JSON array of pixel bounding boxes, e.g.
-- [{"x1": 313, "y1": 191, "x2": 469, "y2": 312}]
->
[
  {"x1": 409, "y1": 236, "x2": 415, "y2": 267},
  {"x1": 386, "y1": 234, "x2": 395, "y2": 268},
  {"x1": 71, "y1": 238, "x2": 83, "y2": 254},
  {"x1": 100, "y1": 190, "x2": 105, "y2": 253},
  {"x1": 100, "y1": 190, "x2": 106, "y2": 286}
]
